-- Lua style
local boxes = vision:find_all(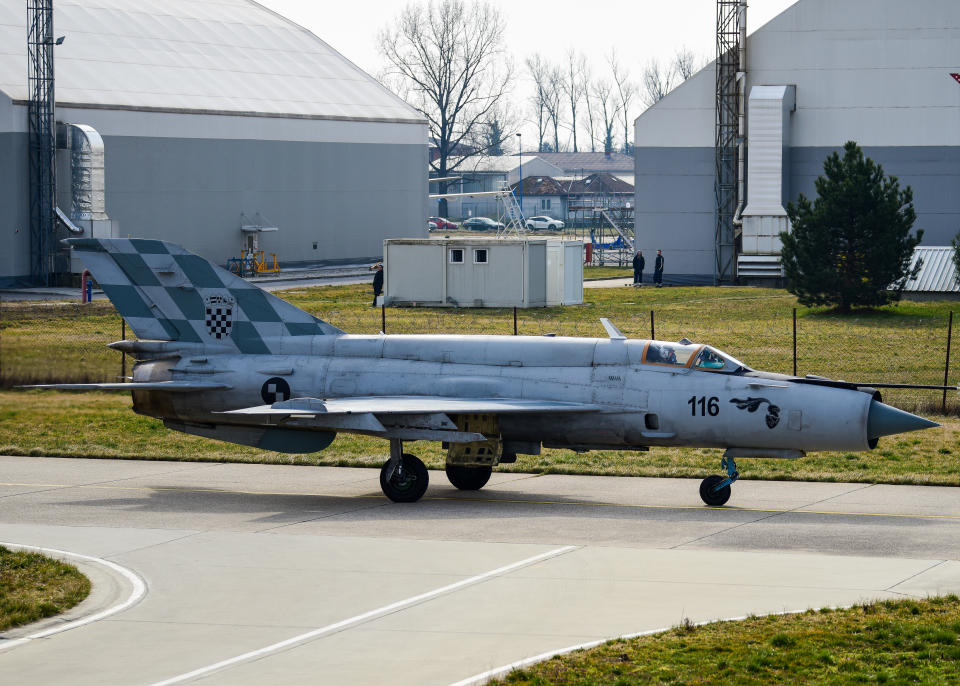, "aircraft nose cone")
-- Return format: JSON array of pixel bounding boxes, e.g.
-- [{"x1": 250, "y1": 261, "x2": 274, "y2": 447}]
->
[{"x1": 868, "y1": 401, "x2": 939, "y2": 439}]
